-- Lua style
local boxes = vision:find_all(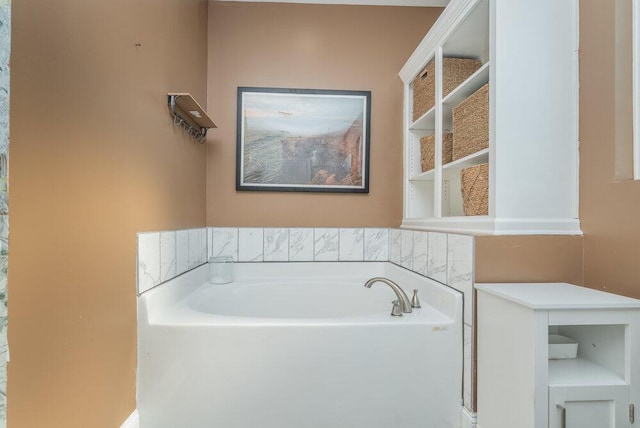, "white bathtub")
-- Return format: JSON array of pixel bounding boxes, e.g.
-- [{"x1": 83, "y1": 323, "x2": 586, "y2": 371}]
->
[{"x1": 137, "y1": 262, "x2": 463, "y2": 428}]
